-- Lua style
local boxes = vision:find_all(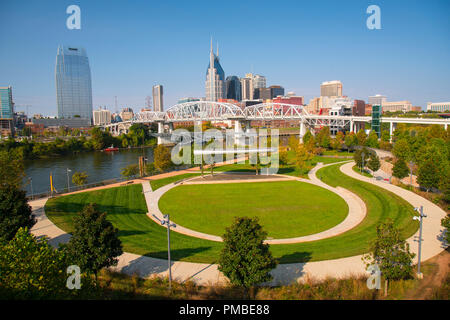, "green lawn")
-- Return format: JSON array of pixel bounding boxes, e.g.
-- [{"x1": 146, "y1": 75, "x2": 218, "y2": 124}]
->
[
  {"x1": 150, "y1": 173, "x2": 201, "y2": 191},
  {"x1": 45, "y1": 163, "x2": 419, "y2": 264},
  {"x1": 159, "y1": 181, "x2": 348, "y2": 238},
  {"x1": 352, "y1": 165, "x2": 373, "y2": 178}
]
